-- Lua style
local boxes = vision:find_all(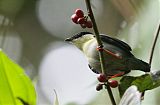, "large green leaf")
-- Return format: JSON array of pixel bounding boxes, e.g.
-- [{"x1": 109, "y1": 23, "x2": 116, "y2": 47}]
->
[
  {"x1": 0, "y1": 50, "x2": 36, "y2": 105},
  {"x1": 131, "y1": 74, "x2": 153, "y2": 92},
  {"x1": 119, "y1": 71, "x2": 160, "y2": 97}
]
